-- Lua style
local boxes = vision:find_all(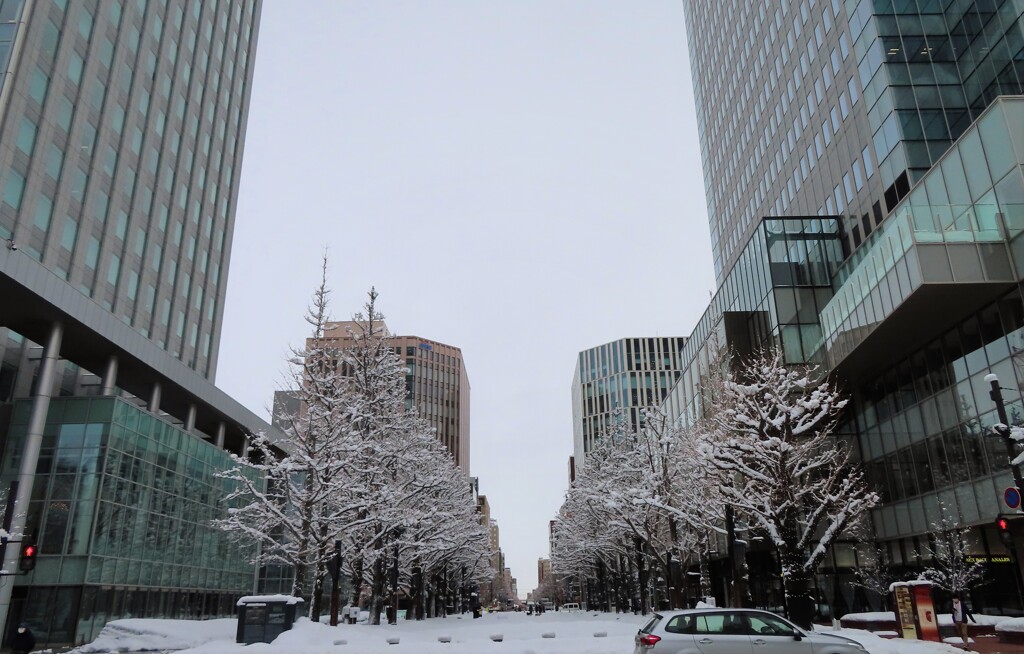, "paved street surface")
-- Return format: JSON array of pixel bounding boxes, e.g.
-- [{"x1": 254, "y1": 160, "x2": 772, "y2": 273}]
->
[{"x1": 959, "y1": 636, "x2": 1024, "y2": 653}]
